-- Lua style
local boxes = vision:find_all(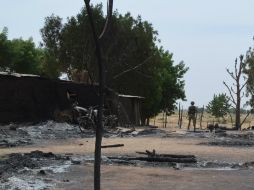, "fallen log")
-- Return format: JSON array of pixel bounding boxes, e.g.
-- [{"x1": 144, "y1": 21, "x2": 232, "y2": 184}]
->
[
  {"x1": 135, "y1": 151, "x2": 196, "y2": 159},
  {"x1": 101, "y1": 144, "x2": 124, "y2": 148},
  {"x1": 108, "y1": 156, "x2": 196, "y2": 163}
]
